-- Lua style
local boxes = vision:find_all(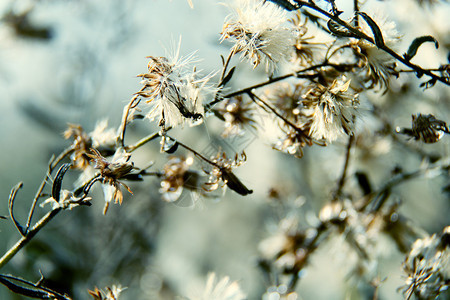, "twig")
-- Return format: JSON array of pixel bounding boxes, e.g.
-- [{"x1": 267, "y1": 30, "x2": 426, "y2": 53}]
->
[
  {"x1": 0, "y1": 208, "x2": 61, "y2": 270},
  {"x1": 296, "y1": 1, "x2": 449, "y2": 86},
  {"x1": 333, "y1": 135, "x2": 354, "y2": 201},
  {"x1": 24, "y1": 146, "x2": 73, "y2": 234},
  {"x1": 125, "y1": 131, "x2": 160, "y2": 152},
  {"x1": 117, "y1": 86, "x2": 145, "y2": 148},
  {"x1": 205, "y1": 63, "x2": 325, "y2": 110}
]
